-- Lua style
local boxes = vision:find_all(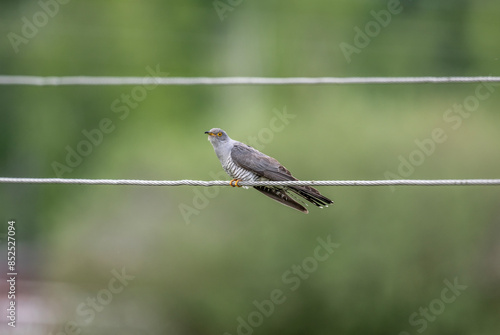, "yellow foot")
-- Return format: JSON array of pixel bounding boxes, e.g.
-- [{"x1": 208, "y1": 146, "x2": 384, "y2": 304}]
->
[{"x1": 229, "y1": 179, "x2": 242, "y2": 187}]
